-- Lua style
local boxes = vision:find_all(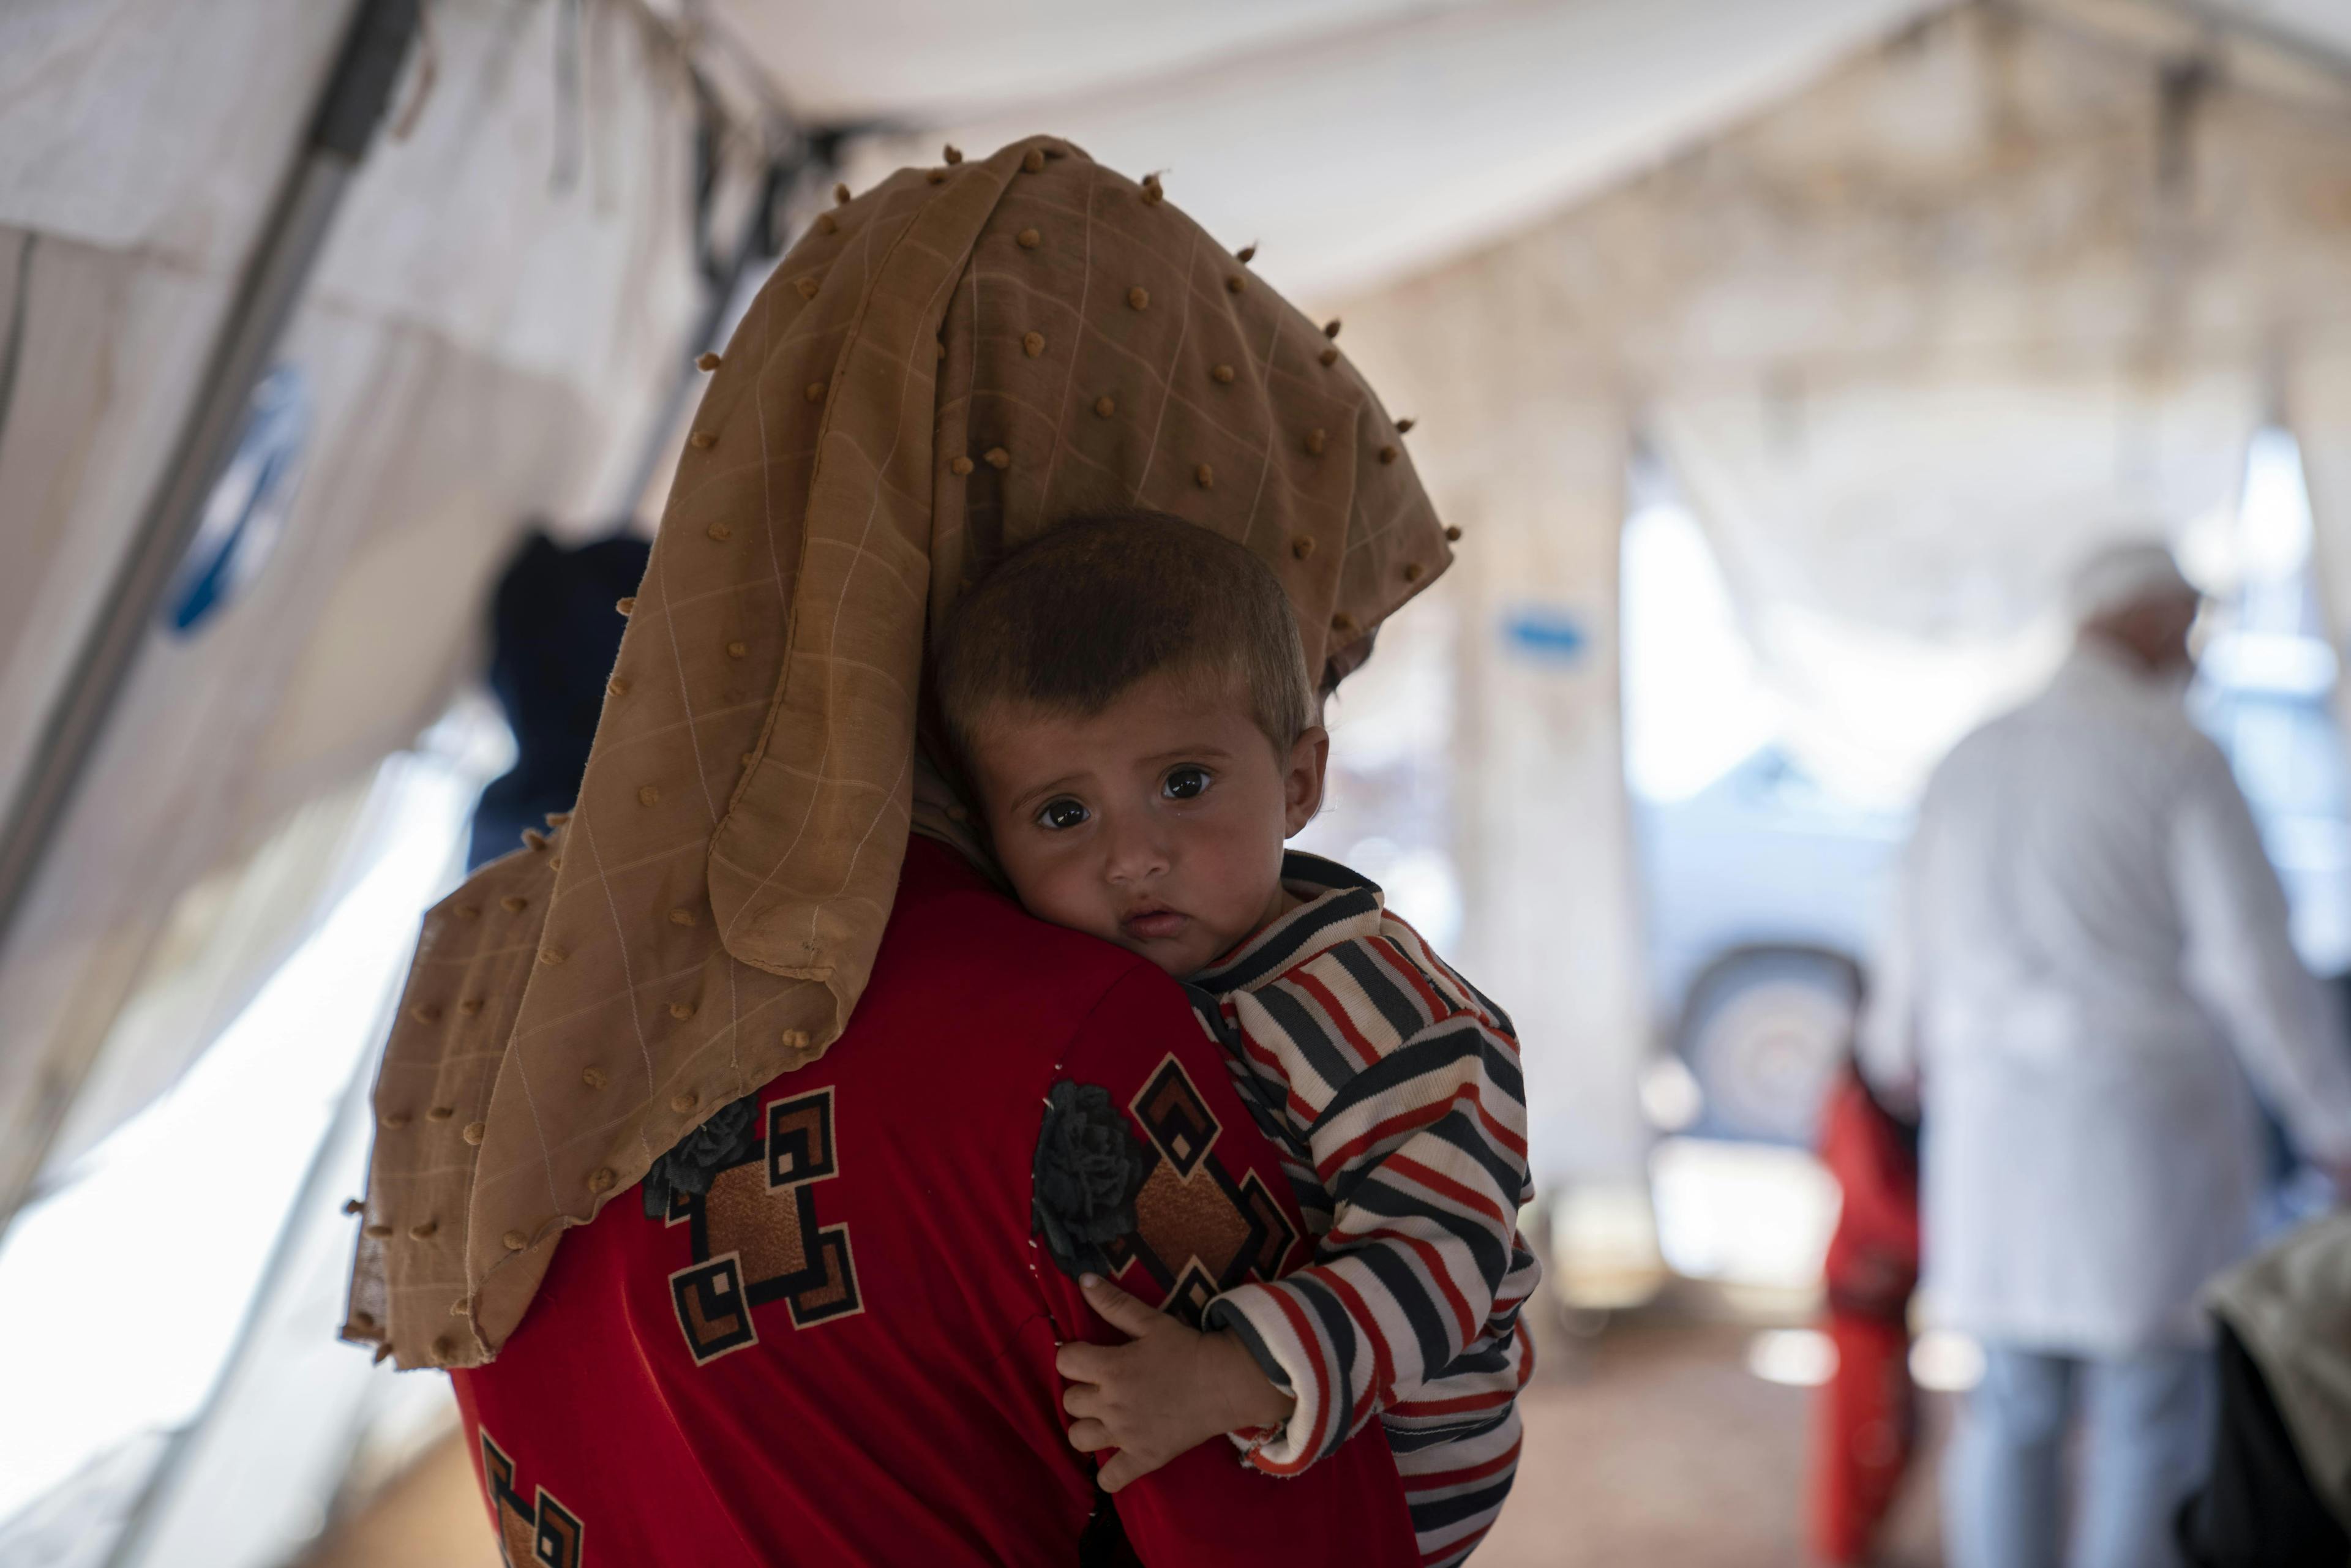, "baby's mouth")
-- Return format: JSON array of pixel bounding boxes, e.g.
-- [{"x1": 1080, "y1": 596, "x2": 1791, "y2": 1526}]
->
[{"x1": 1120, "y1": 906, "x2": 1190, "y2": 941}]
